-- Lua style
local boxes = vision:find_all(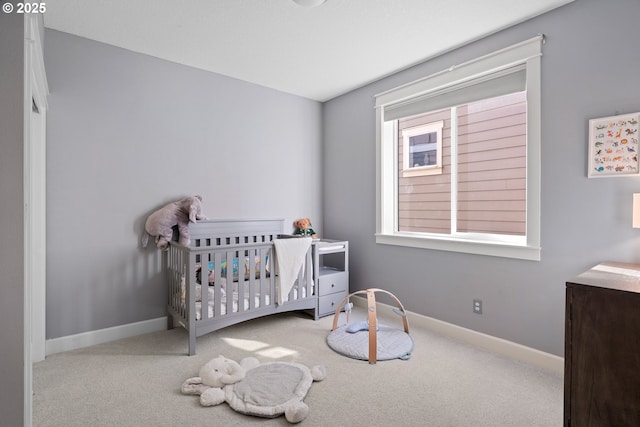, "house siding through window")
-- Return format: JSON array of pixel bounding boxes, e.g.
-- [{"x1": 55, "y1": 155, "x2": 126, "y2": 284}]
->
[{"x1": 398, "y1": 91, "x2": 526, "y2": 236}]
